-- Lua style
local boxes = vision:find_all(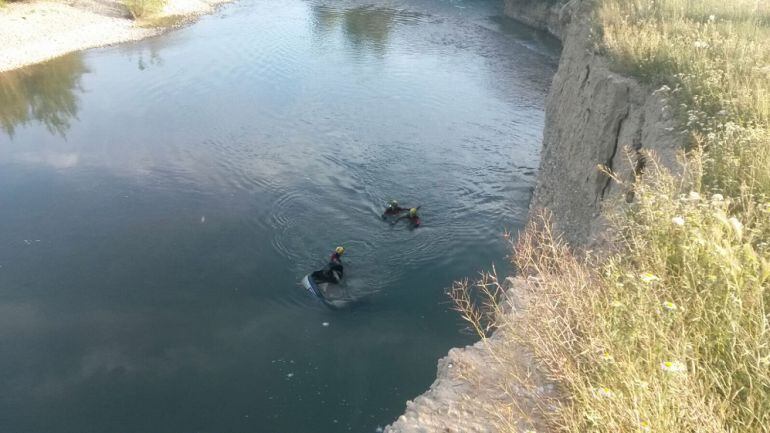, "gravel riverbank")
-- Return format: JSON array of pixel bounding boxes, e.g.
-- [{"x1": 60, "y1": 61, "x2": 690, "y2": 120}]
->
[{"x1": 0, "y1": 0, "x2": 229, "y2": 72}]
